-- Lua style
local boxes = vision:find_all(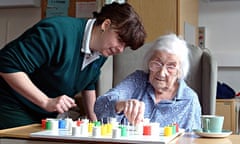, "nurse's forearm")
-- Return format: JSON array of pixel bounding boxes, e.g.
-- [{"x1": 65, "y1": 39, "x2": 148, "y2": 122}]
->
[
  {"x1": 81, "y1": 90, "x2": 97, "y2": 121},
  {"x1": 0, "y1": 72, "x2": 49, "y2": 108}
]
